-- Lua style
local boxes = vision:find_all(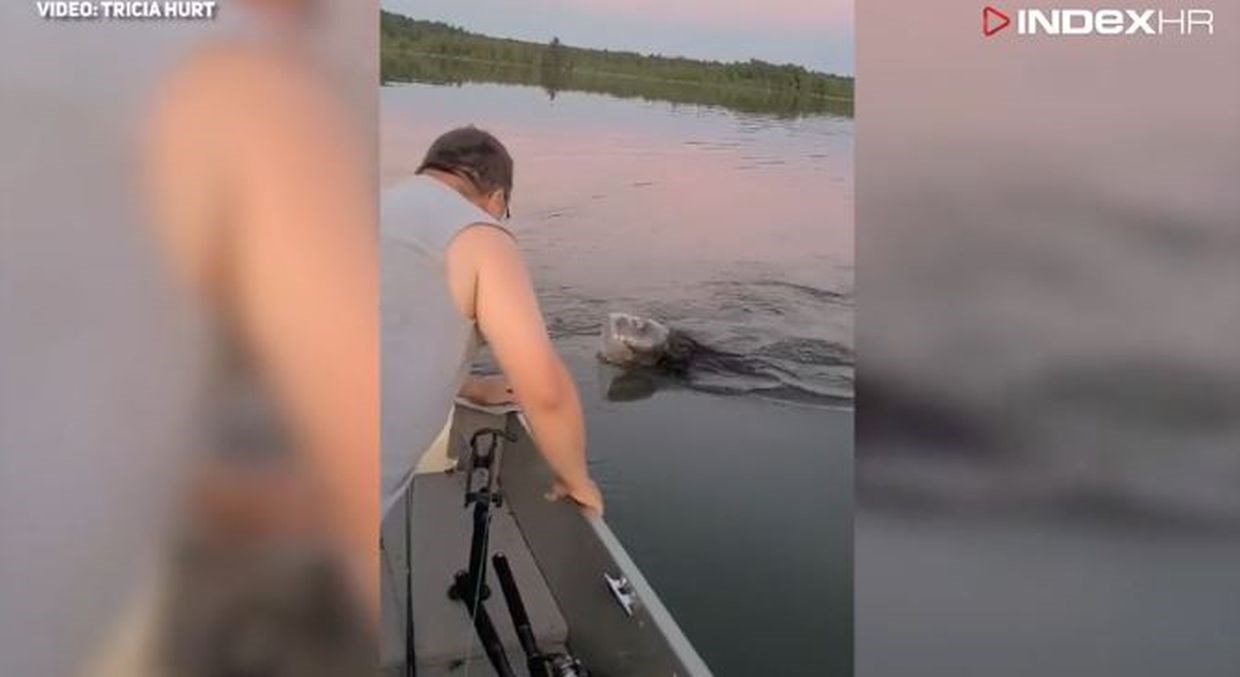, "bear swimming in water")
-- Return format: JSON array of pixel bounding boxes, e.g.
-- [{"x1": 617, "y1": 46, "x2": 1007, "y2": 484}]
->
[{"x1": 598, "y1": 312, "x2": 700, "y2": 375}]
